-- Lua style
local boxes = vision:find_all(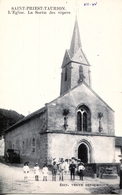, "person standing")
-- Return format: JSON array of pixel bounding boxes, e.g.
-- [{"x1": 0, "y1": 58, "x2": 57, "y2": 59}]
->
[
  {"x1": 42, "y1": 164, "x2": 48, "y2": 181},
  {"x1": 34, "y1": 163, "x2": 40, "y2": 181},
  {"x1": 69, "y1": 160, "x2": 76, "y2": 180},
  {"x1": 52, "y1": 161, "x2": 57, "y2": 181},
  {"x1": 78, "y1": 162, "x2": 85, "y2": 180},
  {"x1": 120, "y1": 159, "x2": 122, "y2": 189},
  {"x1": 23, "y1": 162, "x2": 30, "y2": 182},
  {"x1": 59, "y1": 160, "x2": 65, "y2": 181},
  {"x1": 64, "y1": 159, "x2": 69, "y2": 175}
]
